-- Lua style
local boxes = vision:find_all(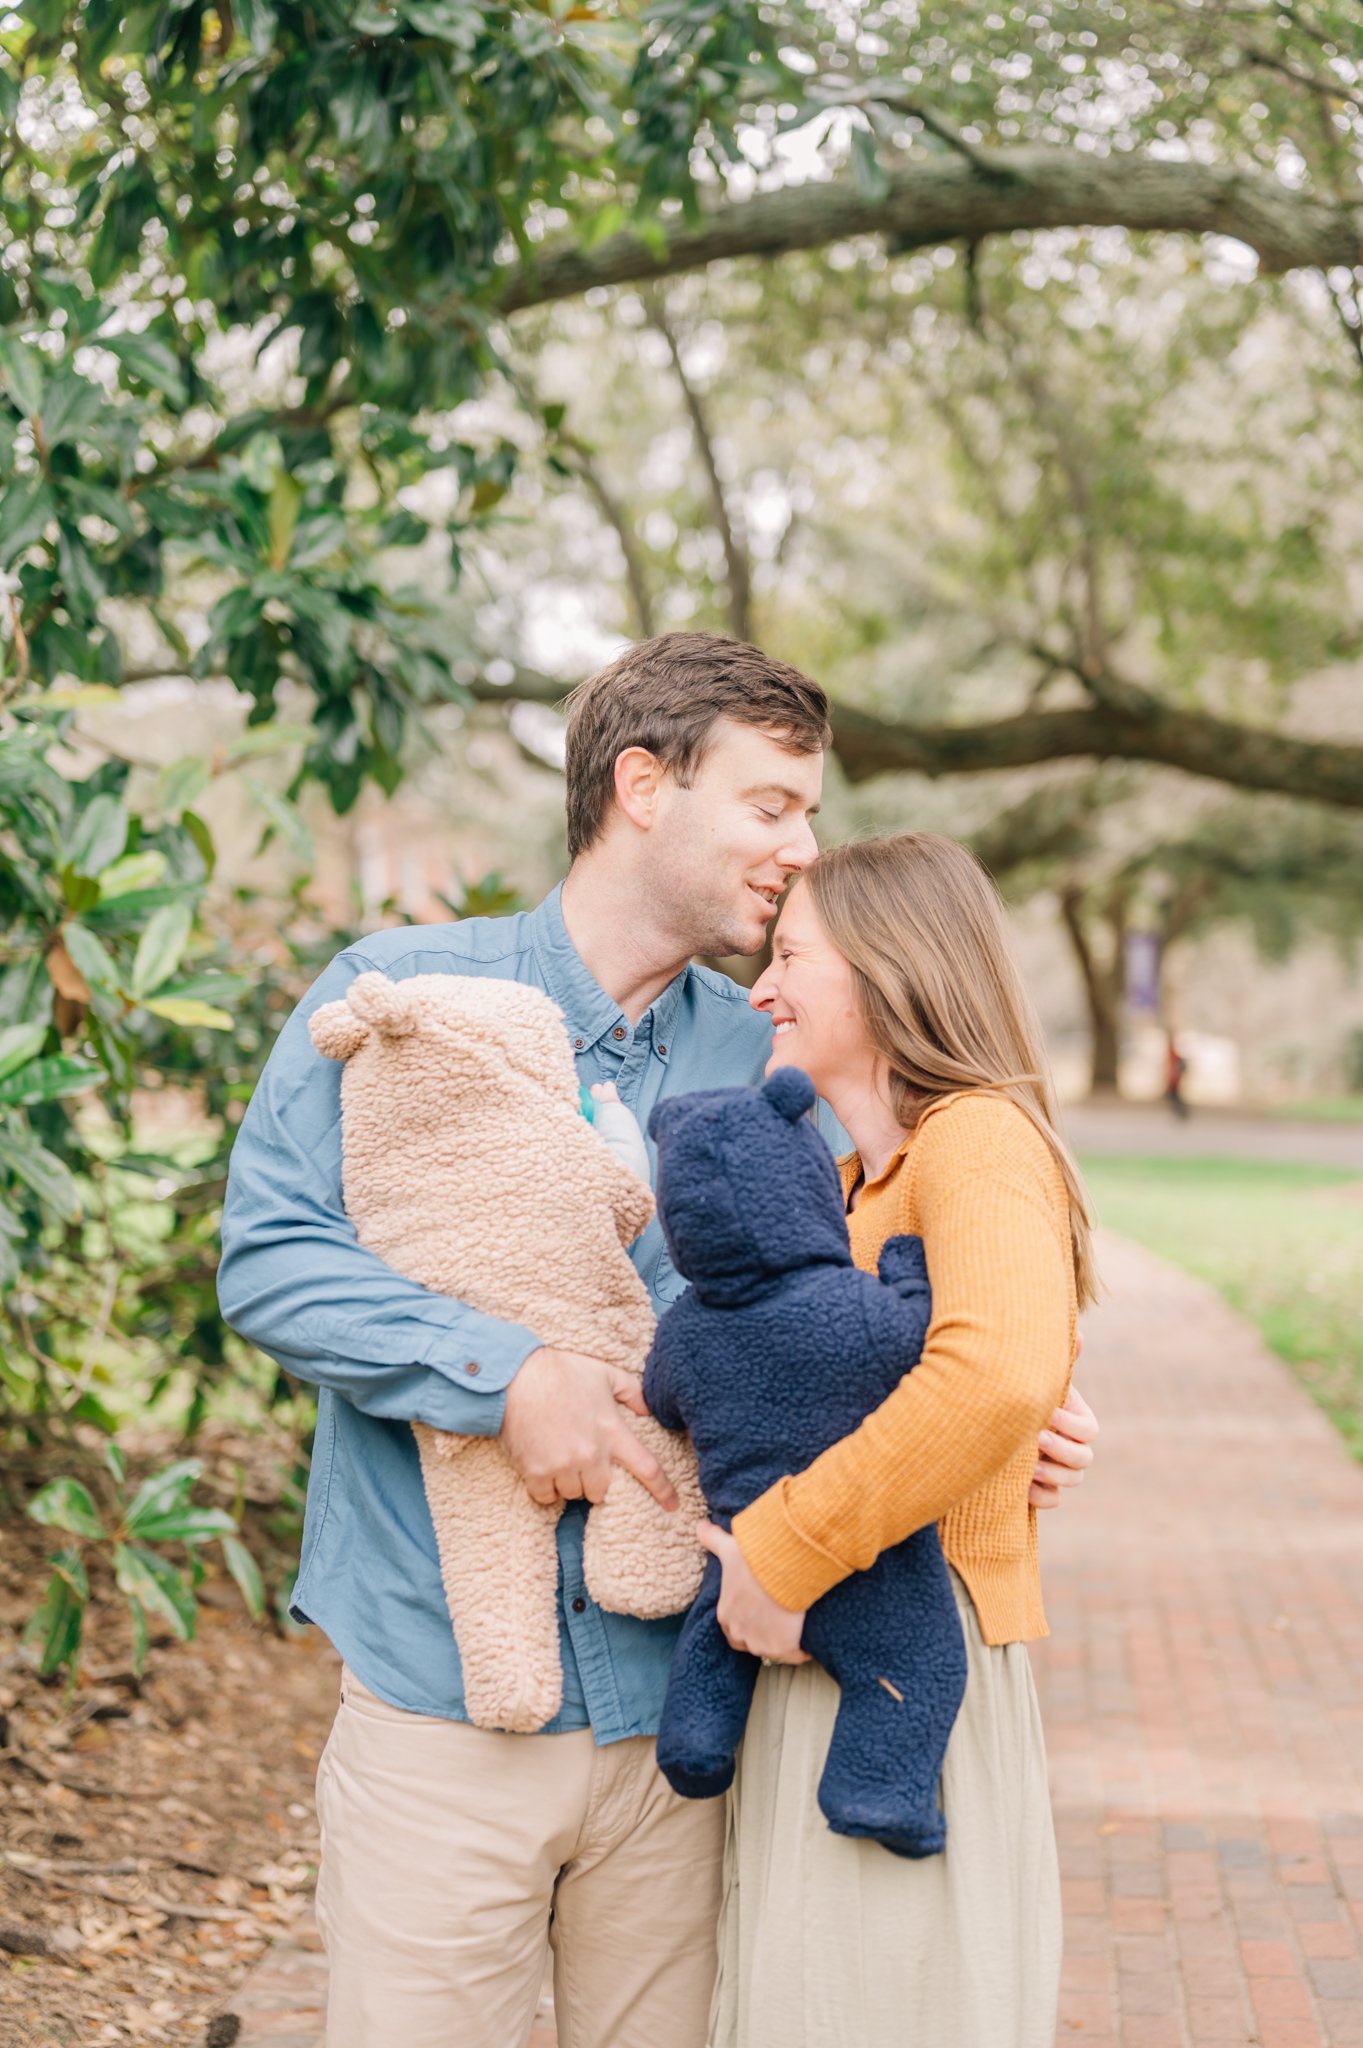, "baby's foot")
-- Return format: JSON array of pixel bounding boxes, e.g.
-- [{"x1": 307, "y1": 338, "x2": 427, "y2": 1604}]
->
[{"x1": 591, "y1": 1081, "x2": 622, "y2": 1106}]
